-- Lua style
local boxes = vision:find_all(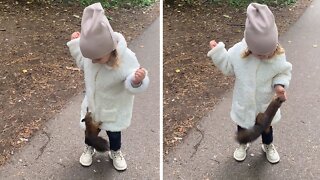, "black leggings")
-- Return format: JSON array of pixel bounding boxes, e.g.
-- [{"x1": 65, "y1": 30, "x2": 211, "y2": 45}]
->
[
  {"x1": 106, "y1": 131, "x2": 121, "y2": 151},
  {"x1": 237, "y1": 125, "x2": 273, "y2": 145}
]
